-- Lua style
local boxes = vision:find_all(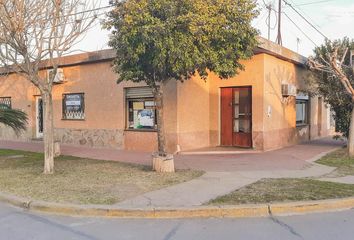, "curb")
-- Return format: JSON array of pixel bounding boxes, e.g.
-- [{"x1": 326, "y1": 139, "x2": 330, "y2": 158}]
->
[
  {"x1": 30, "y1": 202, "x2": 270, "y2": 218},
  {"x1": 0, "y1": 192, "x2": 31, "y2": 209},
  {"x1": 1, "y1": 191, "x2": 354, "y2": 218},
  {"x1": 269, "y1": 198, "x2": 354, "y2": 216}
]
